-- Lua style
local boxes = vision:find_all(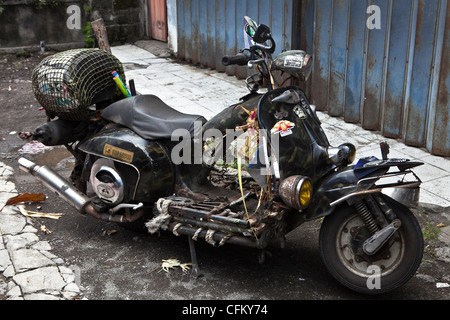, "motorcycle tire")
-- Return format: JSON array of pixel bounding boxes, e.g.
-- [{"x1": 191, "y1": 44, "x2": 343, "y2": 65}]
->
[{"x1": 319, "y1": 198, "x2": 424, "y2": 294}]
